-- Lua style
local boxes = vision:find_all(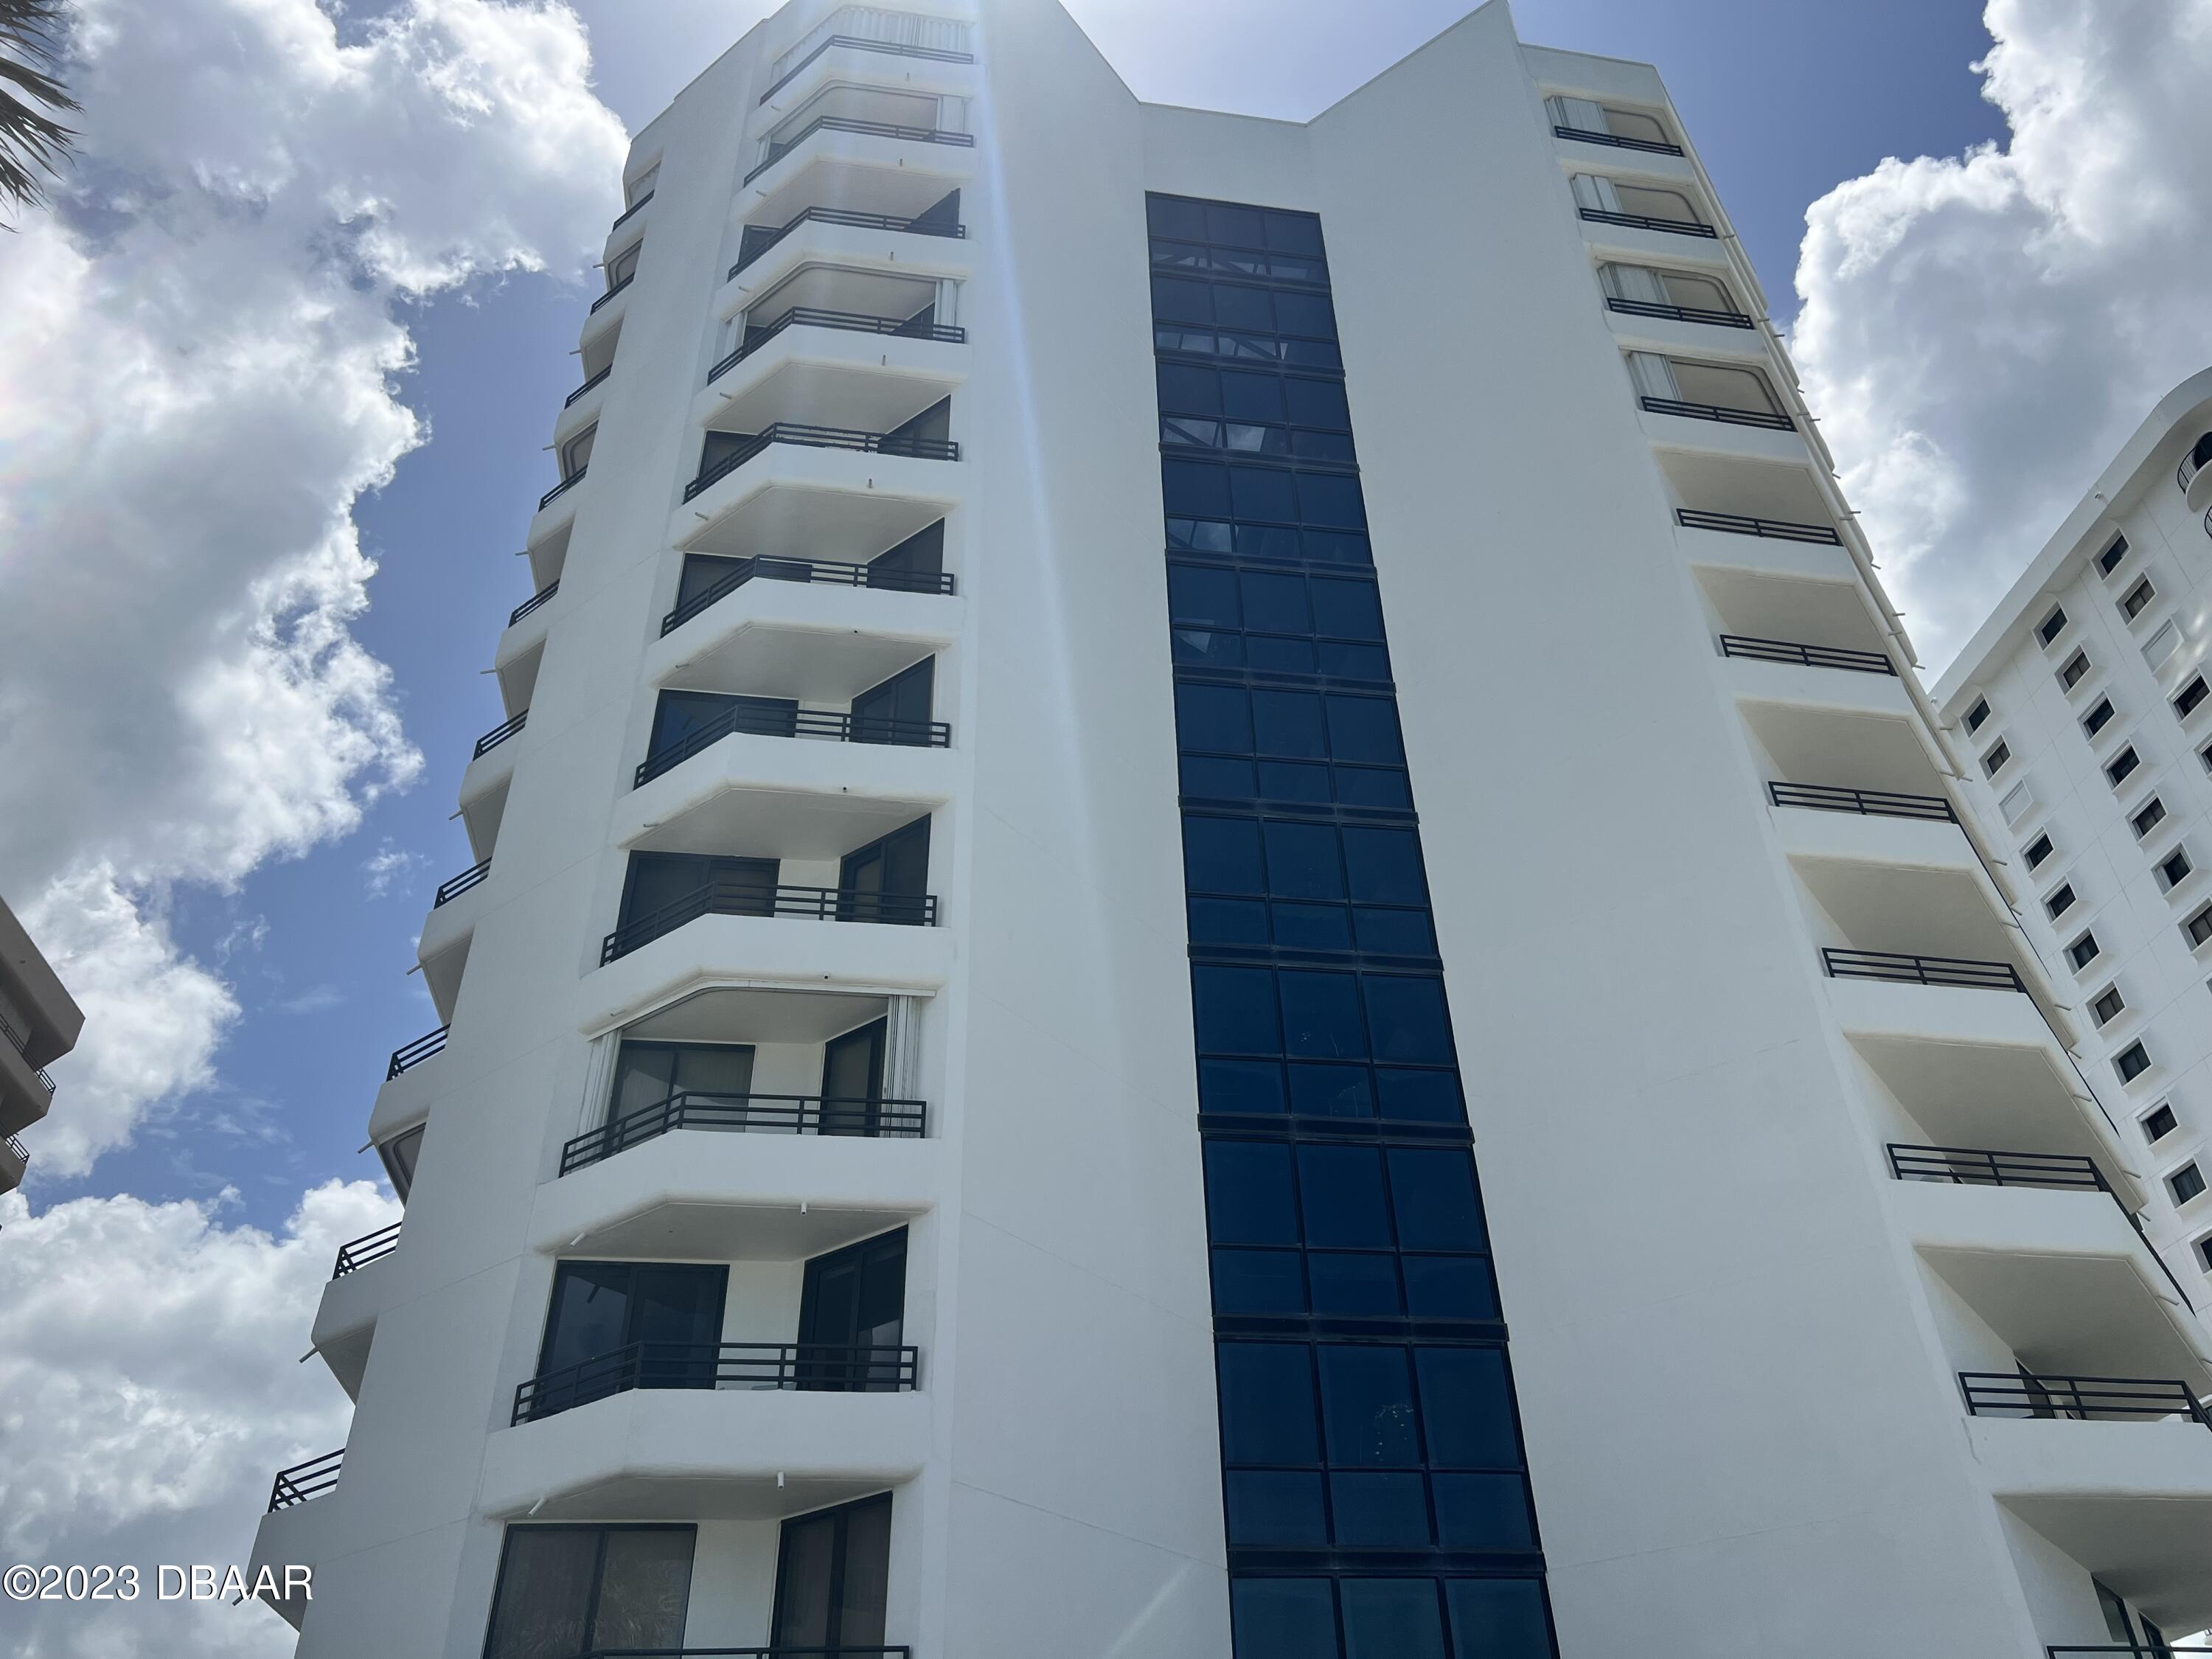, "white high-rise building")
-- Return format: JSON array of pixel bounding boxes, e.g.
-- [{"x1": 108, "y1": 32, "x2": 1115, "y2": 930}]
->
[
  {"x1": 250, "y1": 4, "x2": 2212, "y2": 1655},
  {"x1": 1934, "y1": 371, "x2": 2212, "y2": 1308}
]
